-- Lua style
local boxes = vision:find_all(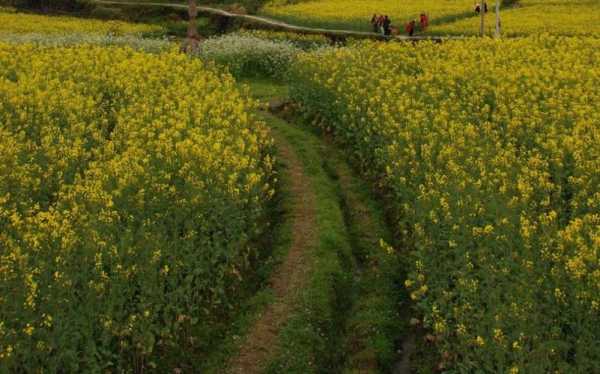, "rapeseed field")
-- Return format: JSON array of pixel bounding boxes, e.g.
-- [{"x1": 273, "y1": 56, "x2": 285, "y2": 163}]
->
[
  {"x1": 433, "y1": 0, "x2": 600, "y2": 36},
  {"x1": 0, "y1": 7, "x2": 162, "y2": 35},
  {"x1": 264, "y1": 0, "x2": 600, "y2": 36},
  {"x1": 3, "y1": 2, "x2": 600, "y2": 372},
  {"x1": 290, "y1": 36, "x2": 600, "y2": 372},
  {"x1": 0, "y1": 43, "x2": 274, "y2": 371}
]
